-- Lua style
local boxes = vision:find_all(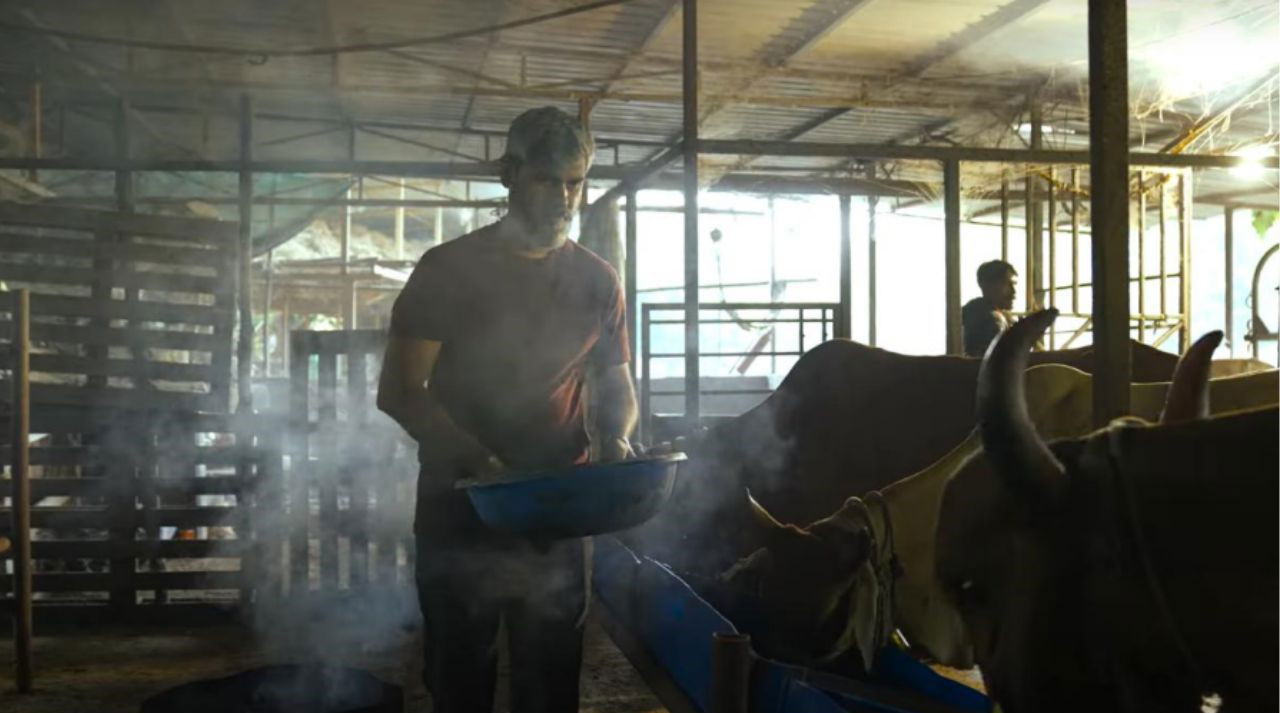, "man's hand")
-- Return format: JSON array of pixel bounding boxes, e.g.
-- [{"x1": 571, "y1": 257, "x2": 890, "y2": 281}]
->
[
  {"x1": 590, "y1": 437, "x2": 634, "y2": 464},
  {"x1": 463, "y1": 449, "x2": 508, "y2": 482}
]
